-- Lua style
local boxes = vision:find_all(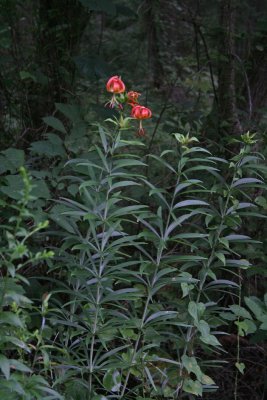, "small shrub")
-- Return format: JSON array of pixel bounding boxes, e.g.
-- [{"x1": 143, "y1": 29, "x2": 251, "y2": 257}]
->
[{"x1": 0, "y1": 167, "x2": 62, "y2": 399}]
